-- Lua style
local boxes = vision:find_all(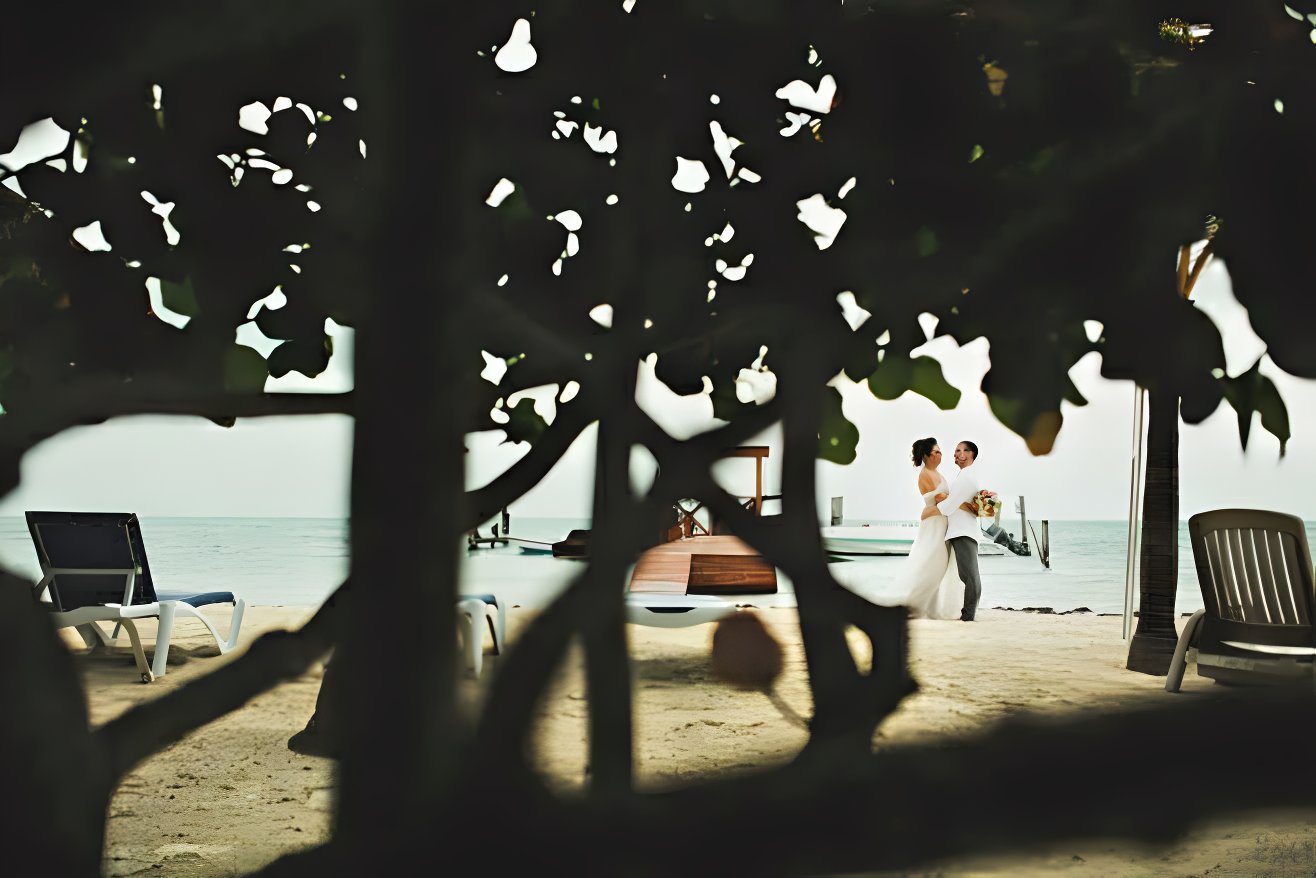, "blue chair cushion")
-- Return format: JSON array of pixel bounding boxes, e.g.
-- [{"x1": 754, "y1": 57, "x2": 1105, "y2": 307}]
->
[{"x1": 157, "y1": 591, "x2": 236, "y2": 608}]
